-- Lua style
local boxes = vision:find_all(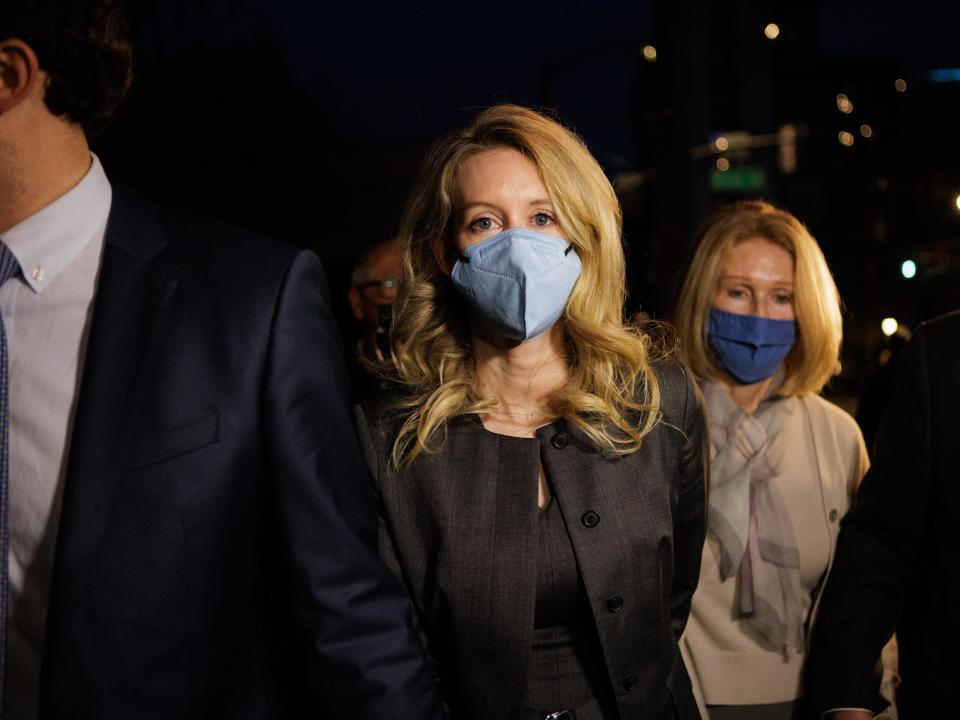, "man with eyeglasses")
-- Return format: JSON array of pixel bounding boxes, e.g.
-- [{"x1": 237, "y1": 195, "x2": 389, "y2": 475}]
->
[{"x1": 348, "y1": 237, "x2": 402, "y2": 364}]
